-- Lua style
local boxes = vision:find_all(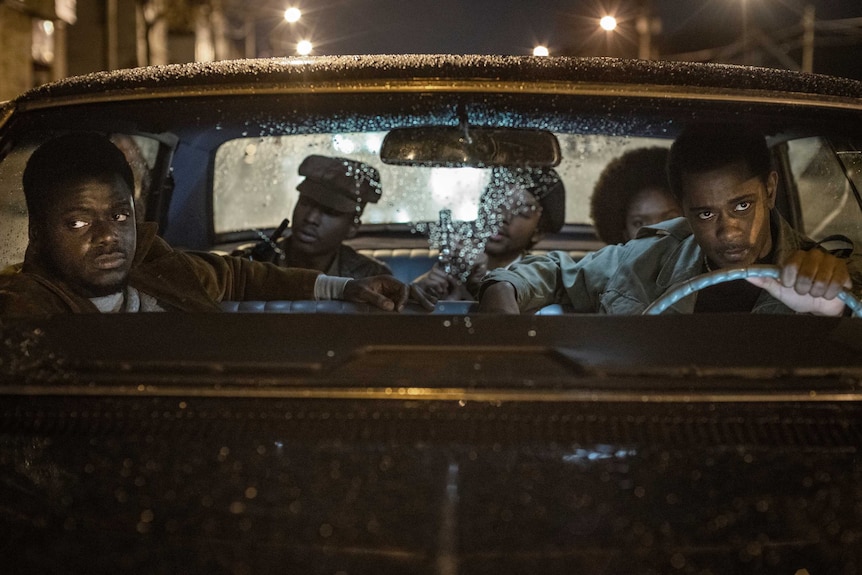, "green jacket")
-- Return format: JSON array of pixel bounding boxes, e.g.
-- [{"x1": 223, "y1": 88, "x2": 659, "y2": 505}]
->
[
  {"x1": 483, "y1": 213, "x2": 862, "y2": 314},
  {"x1": 0, "y1": 223, "x2": 320, "y2": 317},
  {"x1": 234, "y1": 236, "x2": 392, "y2": 280},
  {"x1": 326, "y1": 244, "x2": 392, "y2": 279}
]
